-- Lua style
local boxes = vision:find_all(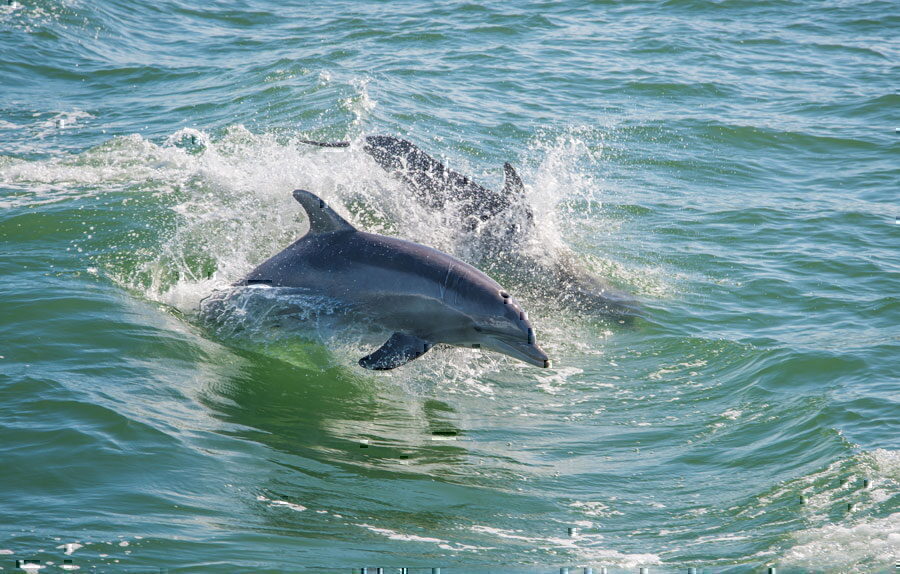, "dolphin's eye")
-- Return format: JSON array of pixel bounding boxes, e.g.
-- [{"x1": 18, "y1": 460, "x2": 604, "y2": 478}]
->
[{"x1": 473, "y1": 325, "x2": 484, "y2": 333}]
